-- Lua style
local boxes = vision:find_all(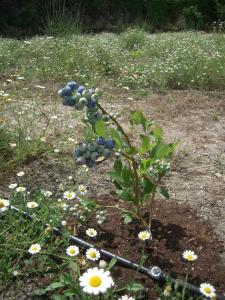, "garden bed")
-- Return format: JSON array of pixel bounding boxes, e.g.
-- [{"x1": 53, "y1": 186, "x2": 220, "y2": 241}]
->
[{"x1": 75, "y1": 195, "x2": 225, "y2": 299}]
